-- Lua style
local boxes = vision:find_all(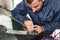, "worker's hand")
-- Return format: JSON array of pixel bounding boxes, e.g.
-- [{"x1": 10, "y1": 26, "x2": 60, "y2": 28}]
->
[
  {"x1": 24, "y1": 20, "x2": 34, "y2": 34},
  {"x1": 34, "y1": 25, "x2": 44, "y2": 33}
]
